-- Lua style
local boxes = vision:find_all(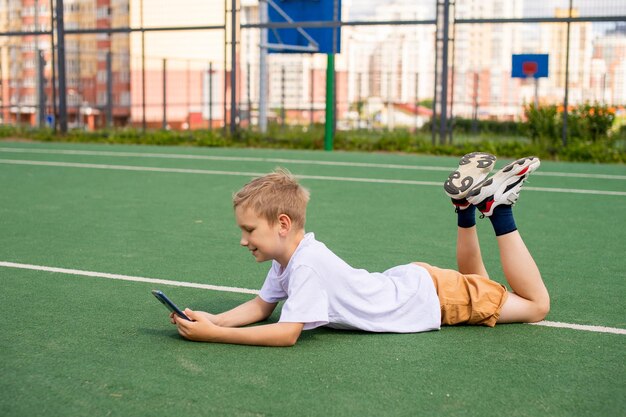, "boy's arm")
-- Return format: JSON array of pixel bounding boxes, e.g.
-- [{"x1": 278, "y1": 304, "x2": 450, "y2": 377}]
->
[
  {"x1": 175, "y1": 310, "x2": 304, "y2": 347},
  {"x1": 214, "y1": 295, "x2": 277, "y2": 327}
]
